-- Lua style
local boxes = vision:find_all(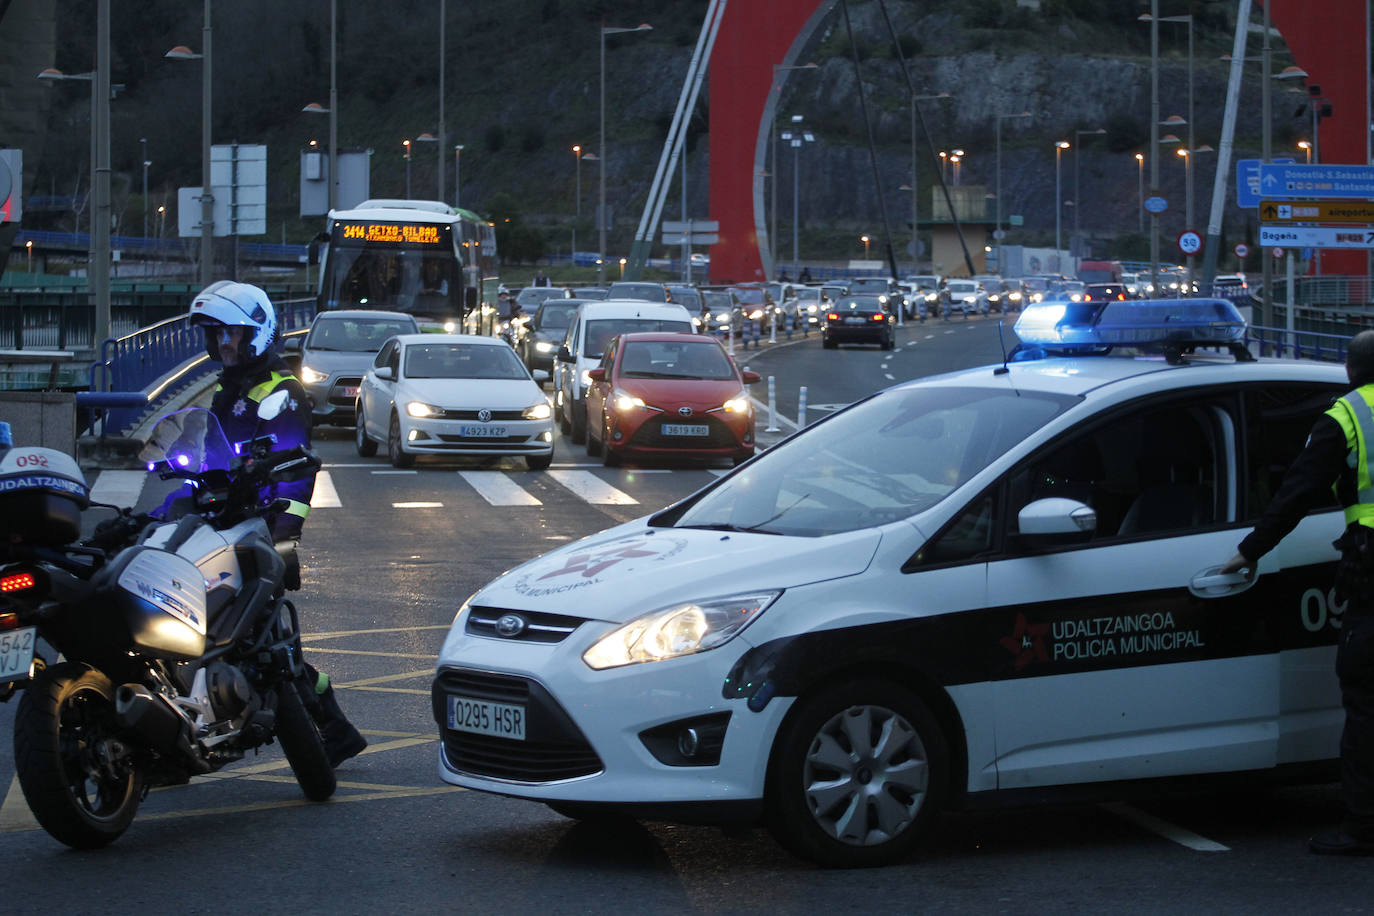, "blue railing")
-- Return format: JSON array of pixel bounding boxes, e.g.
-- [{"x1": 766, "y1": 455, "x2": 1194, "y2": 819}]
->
[
  {"x1": 82, "y1": 296, "x2": 316, "y2": 435},
  {"x1": 1247, "y1": 324, "x2": 1349, "y2": 362}
]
